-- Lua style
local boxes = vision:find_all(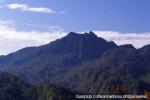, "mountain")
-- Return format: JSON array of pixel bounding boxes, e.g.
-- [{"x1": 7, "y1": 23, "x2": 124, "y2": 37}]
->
[
  {"x1": 0, "y1": 31, "x2": 117, "y2": 85},
  {"x1": 52, "y1": 43, "x2": 150, "y2": 94},
  {"x1": 0, "y1": 74, "x2": 37, "y2": 100},
  {"x1": 71, "y1": 45, "x2": 150, "y2": 94},
  {"x1": 0, "y1": 31, "x2": 150, "y2": 95},
  {"x1": 0, "y1": 74, "x2": 77, "y2": 100}
]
